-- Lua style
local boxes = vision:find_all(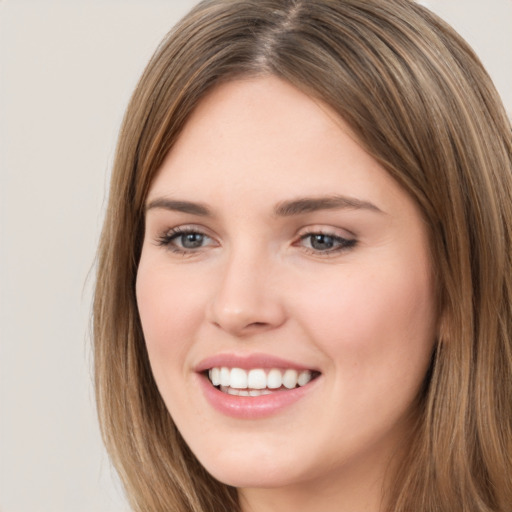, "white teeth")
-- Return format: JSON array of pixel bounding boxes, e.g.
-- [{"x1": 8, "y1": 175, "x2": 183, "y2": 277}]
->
[
  {"x1": 298, "y1": 370, "x2": 312, "y2": 386},
  {"x1": 208, "y1": 367, "x2": 314, "y2": 393},
  {"x1": 256, "y1": 389, "x2": 272, "y2": 396},
  {"x1": 220, "y1": 367, "x2": 230, "y2": 386},
  {"x1": 267, "y1": 368, "x2": 282, "y2": 389},
  {"x1": 230, "y1": 368, "x2": 248, "y2": 389},
  {"x1": 247, "y1": 369, "x2": 266, "y2": 389},
  {"x1": 283, "y1": 369, "x2": 298, "y2": 389},
  {"x1": 249, "y1": 389, "x2": 265, "y2": 396},
  {"x1": 210, "y1": 367, "x2": 220, "y2": 386},
  {"x1": 220, "y1": 386, "x2": 272, "y2": 396}
]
